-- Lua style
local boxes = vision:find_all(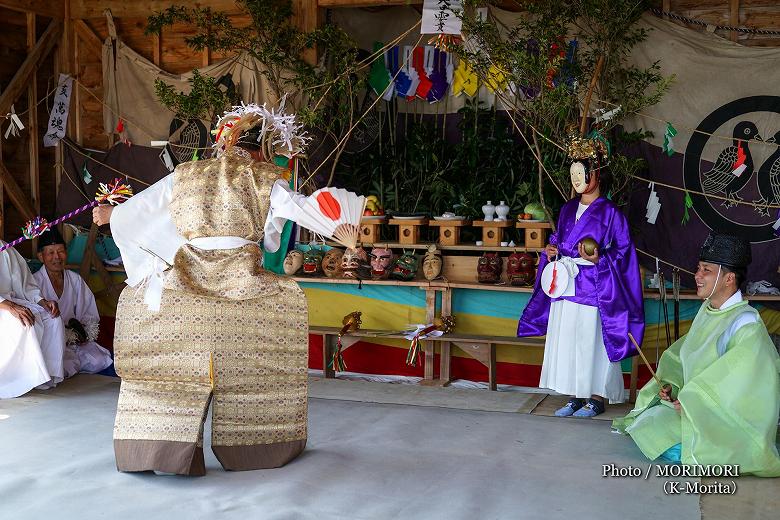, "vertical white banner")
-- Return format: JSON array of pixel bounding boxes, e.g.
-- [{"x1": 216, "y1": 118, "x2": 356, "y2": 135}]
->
[
  {"x1": 421, "y1": 0, "x2": 463, "y2": 35},
  {"x1": 43, "y1": 73, "x2": 74, "y2": 147}
]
